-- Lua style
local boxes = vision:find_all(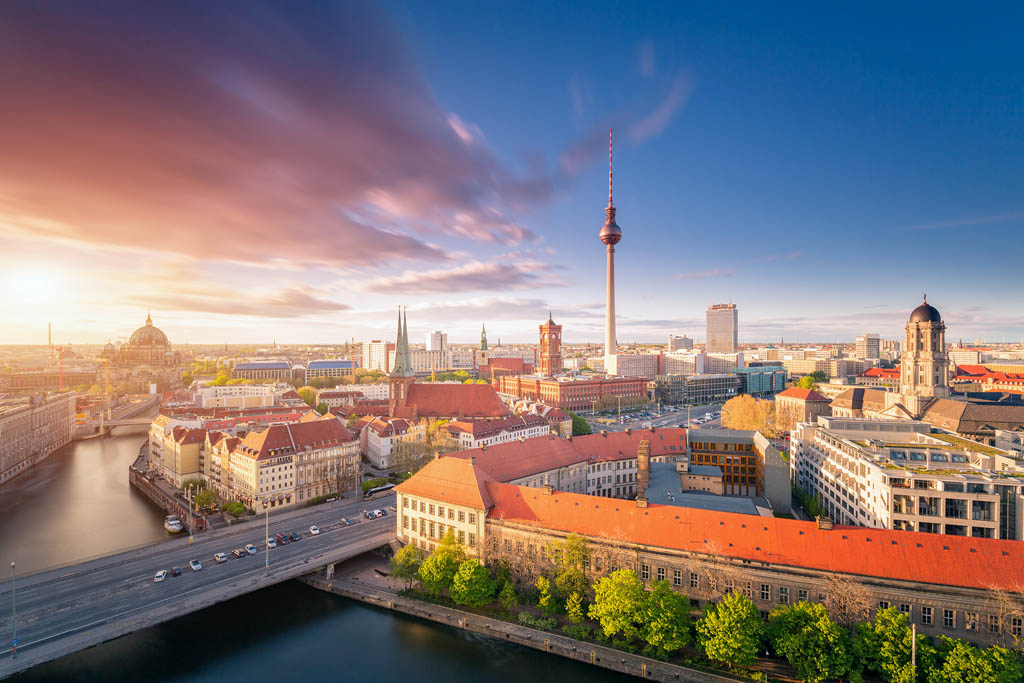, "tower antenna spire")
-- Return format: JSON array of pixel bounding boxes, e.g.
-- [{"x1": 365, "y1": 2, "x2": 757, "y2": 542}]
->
[{"x1": 608, "y1": 128, "x2": 614, "y2": 208}]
